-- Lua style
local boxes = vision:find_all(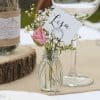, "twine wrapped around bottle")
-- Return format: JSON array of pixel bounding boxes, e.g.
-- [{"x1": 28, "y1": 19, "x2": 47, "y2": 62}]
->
[
  {"x1": 0, "y1": 0, "x2": 20, "y2": 48},
  {"x1": 0, "y1": 10, "x2": 20, "y2": 18},
  {"x1": 0, "y1": 10, "x2": 20, "y2": 47}
]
